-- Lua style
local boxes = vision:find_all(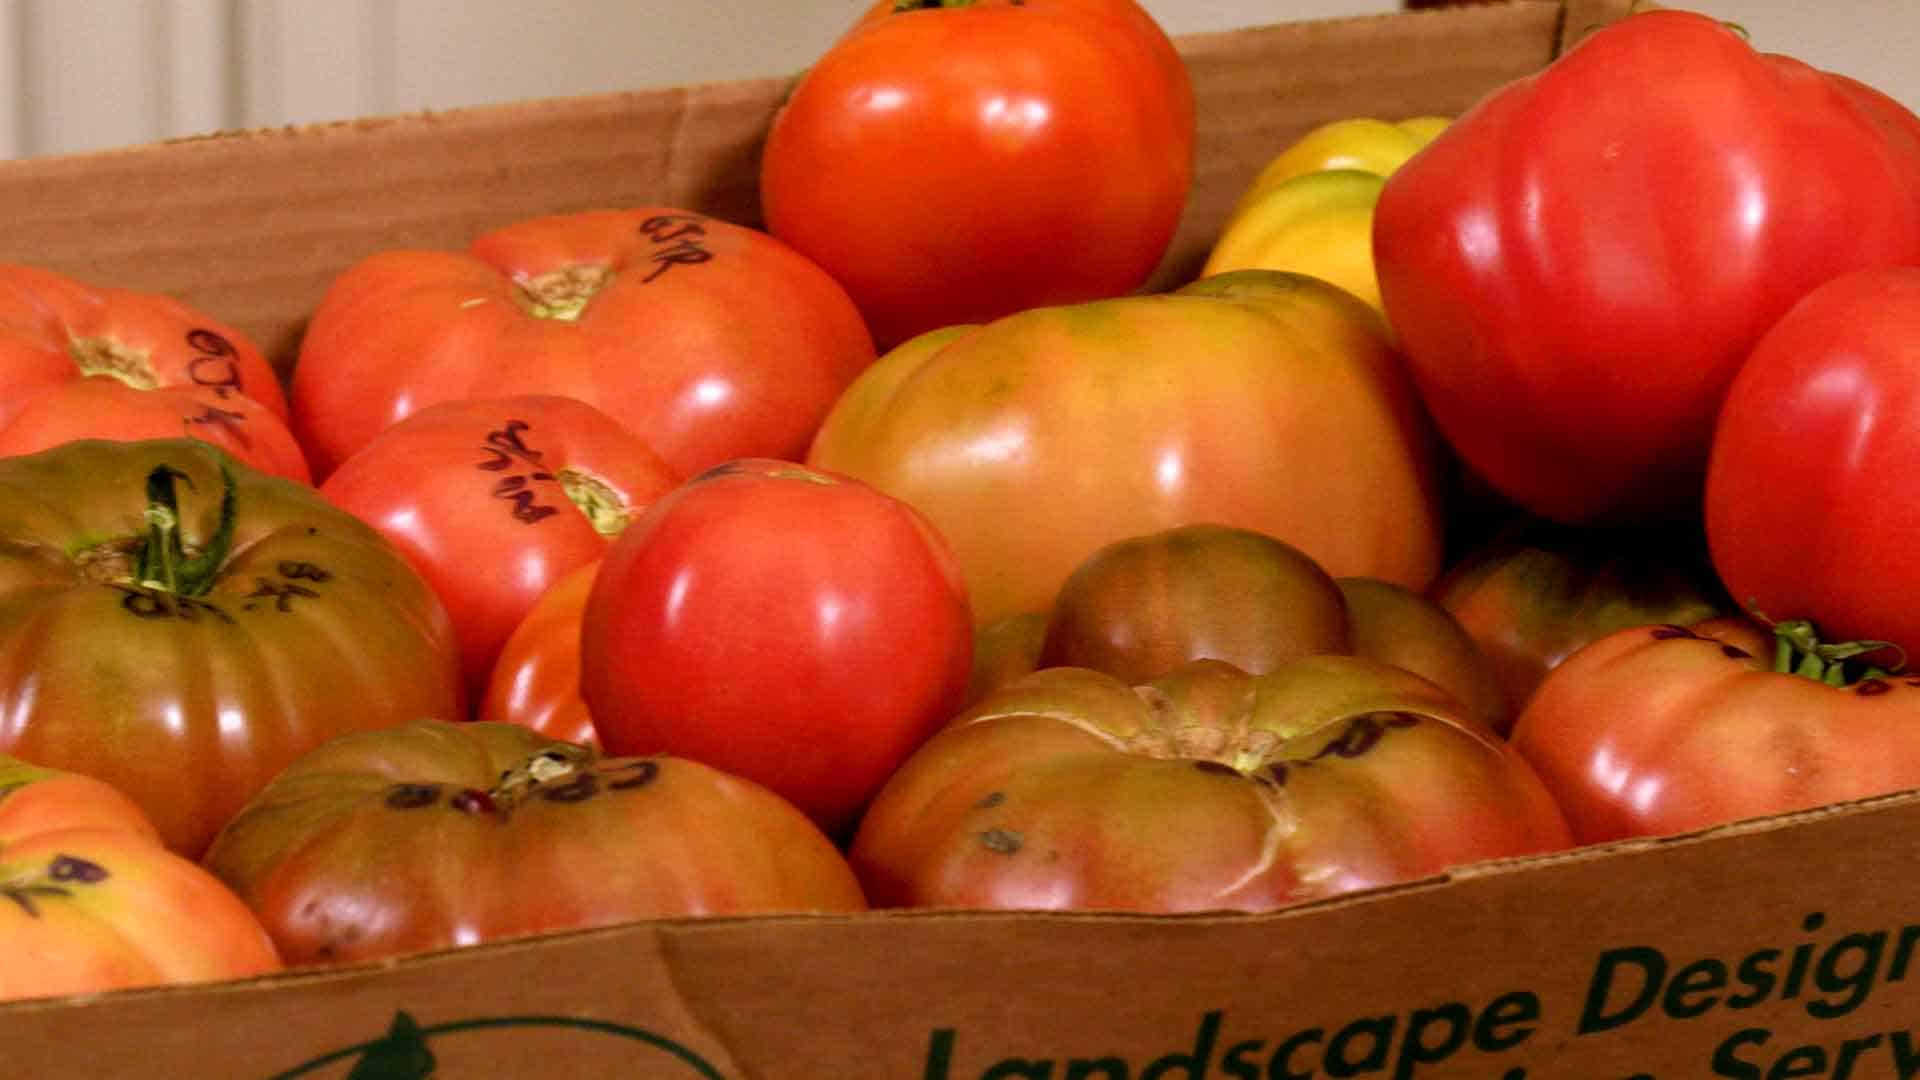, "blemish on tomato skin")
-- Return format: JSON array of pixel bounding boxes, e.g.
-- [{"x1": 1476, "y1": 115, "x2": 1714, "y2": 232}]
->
[
  {"x1": 974, "y1": 790, "x2": 1006, "y2": 810},
  {"x1": 979, "y1": 827, "x2": 1023, "y2": 855},
  {"x1": 384, "y1": 783, "x2": 442, "y2": 810},
  {"x1": 1857, "y1": 678, "x2": 1893, "y2": 697}
]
